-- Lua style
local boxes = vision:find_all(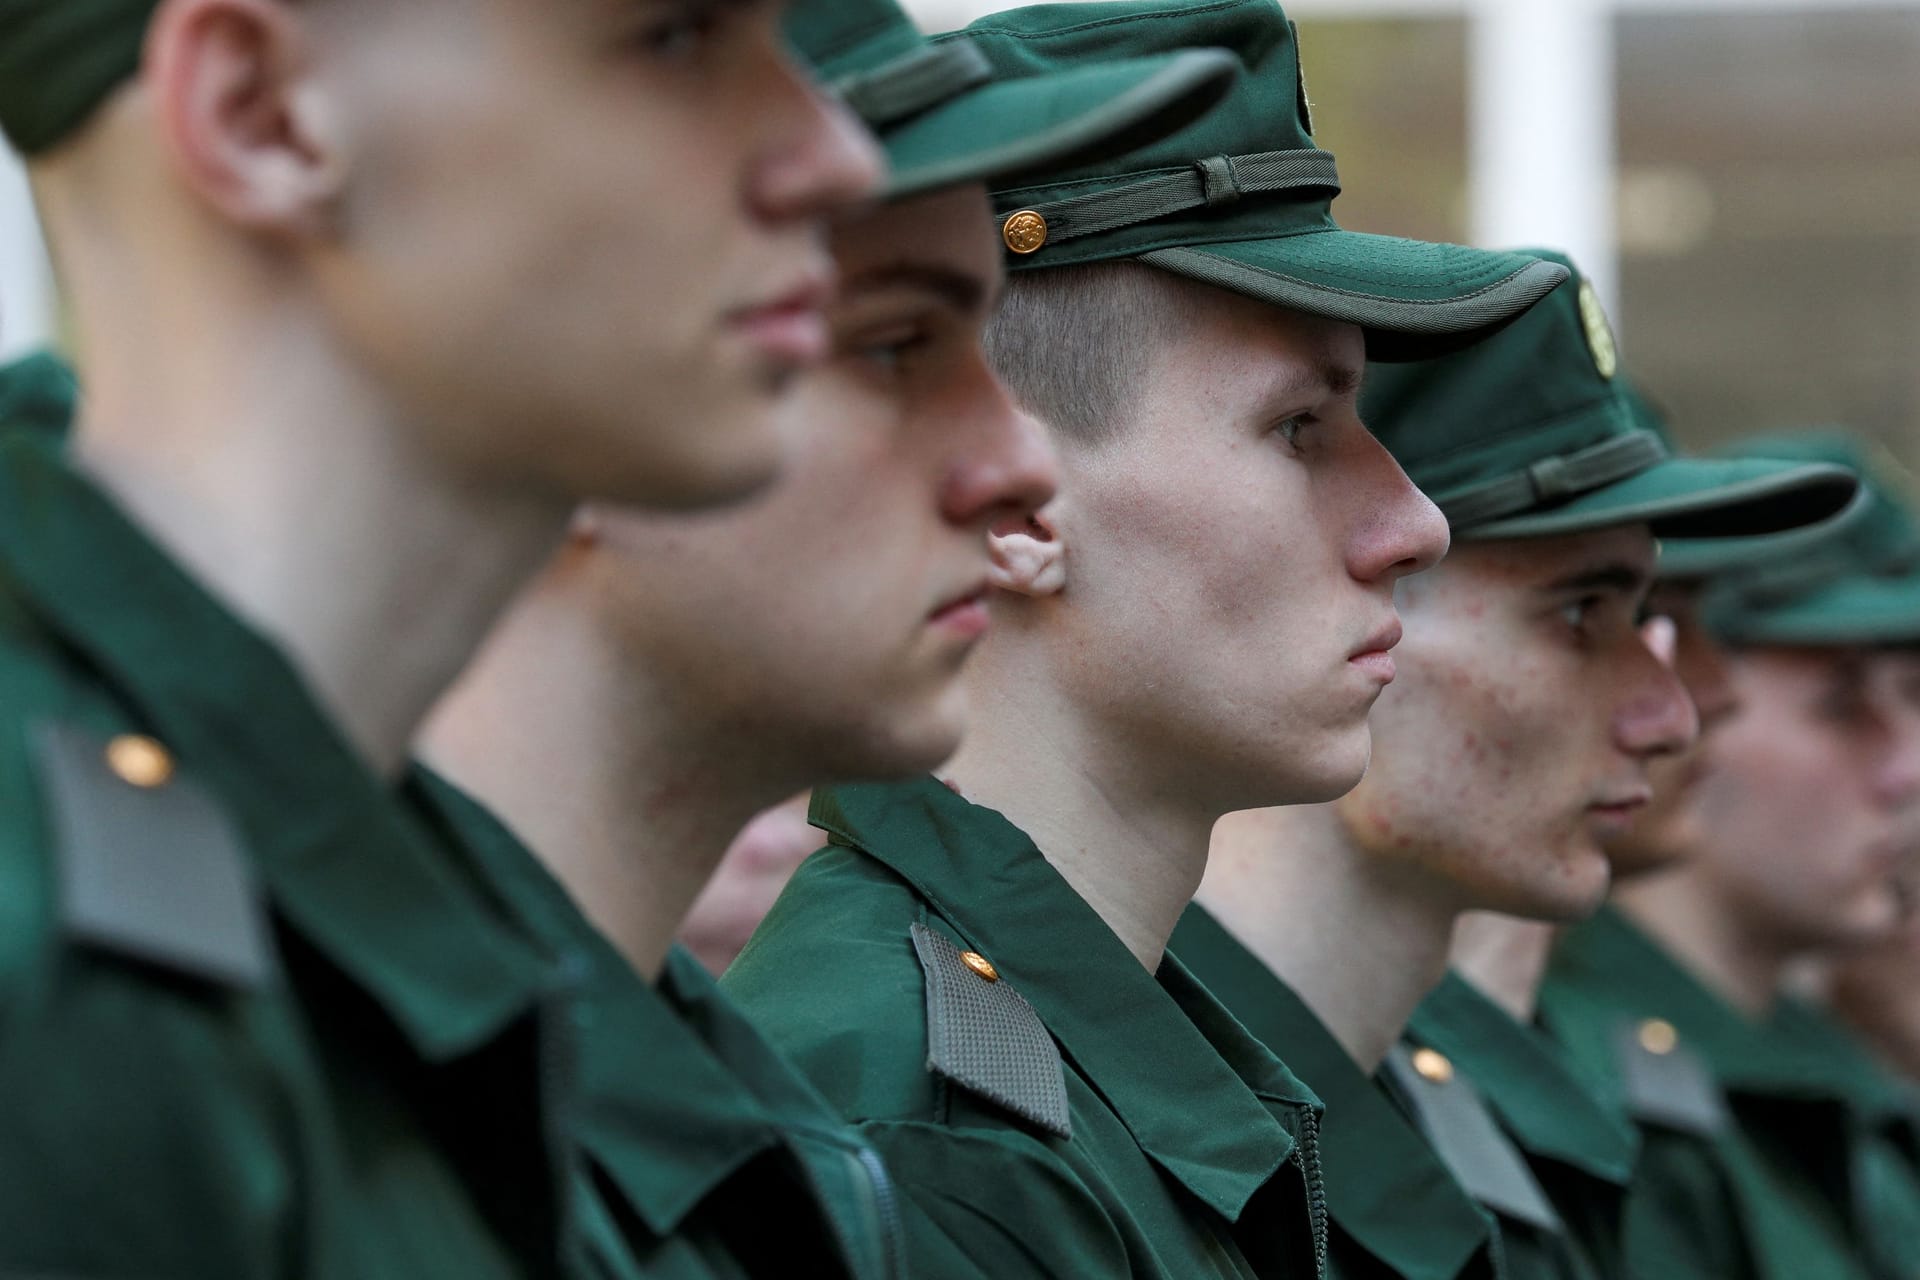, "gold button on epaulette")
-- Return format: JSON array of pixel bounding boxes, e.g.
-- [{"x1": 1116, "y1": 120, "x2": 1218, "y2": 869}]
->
[
  {"x1": 105, "y1": 734, "x2": 175, "y2": 789},
  {"x1": 1002, "y1": 210, "x2": 1048, "y2": 255},
  {"x1": 1411, "y1": 1046, "x2": 1454, "y2": 1083},
  {"x1": 1638, "y1": 1017, "x2": 1680, "y2": 1056},
  {"x1": 960, "y1": 950, "x2": 1000, "y2": 982}
]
